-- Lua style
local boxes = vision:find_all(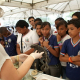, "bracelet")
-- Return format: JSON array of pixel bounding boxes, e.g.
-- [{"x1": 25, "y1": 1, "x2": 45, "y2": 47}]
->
[
  {"x1": 69, "y1": 57, "x2": 73, "y2": 63},
  {"x1": 17, "y1": 55, "x2": 19, "y2": 62},
  {"x1": 47, "y1": 46, "x2": 50, "y2": 49},
  {"x1": 57, "y1": 41, "x2": 62, "y2": 46},
  {"x1": 57, "y1": 41, "x2": 62, "y2": 44}
]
